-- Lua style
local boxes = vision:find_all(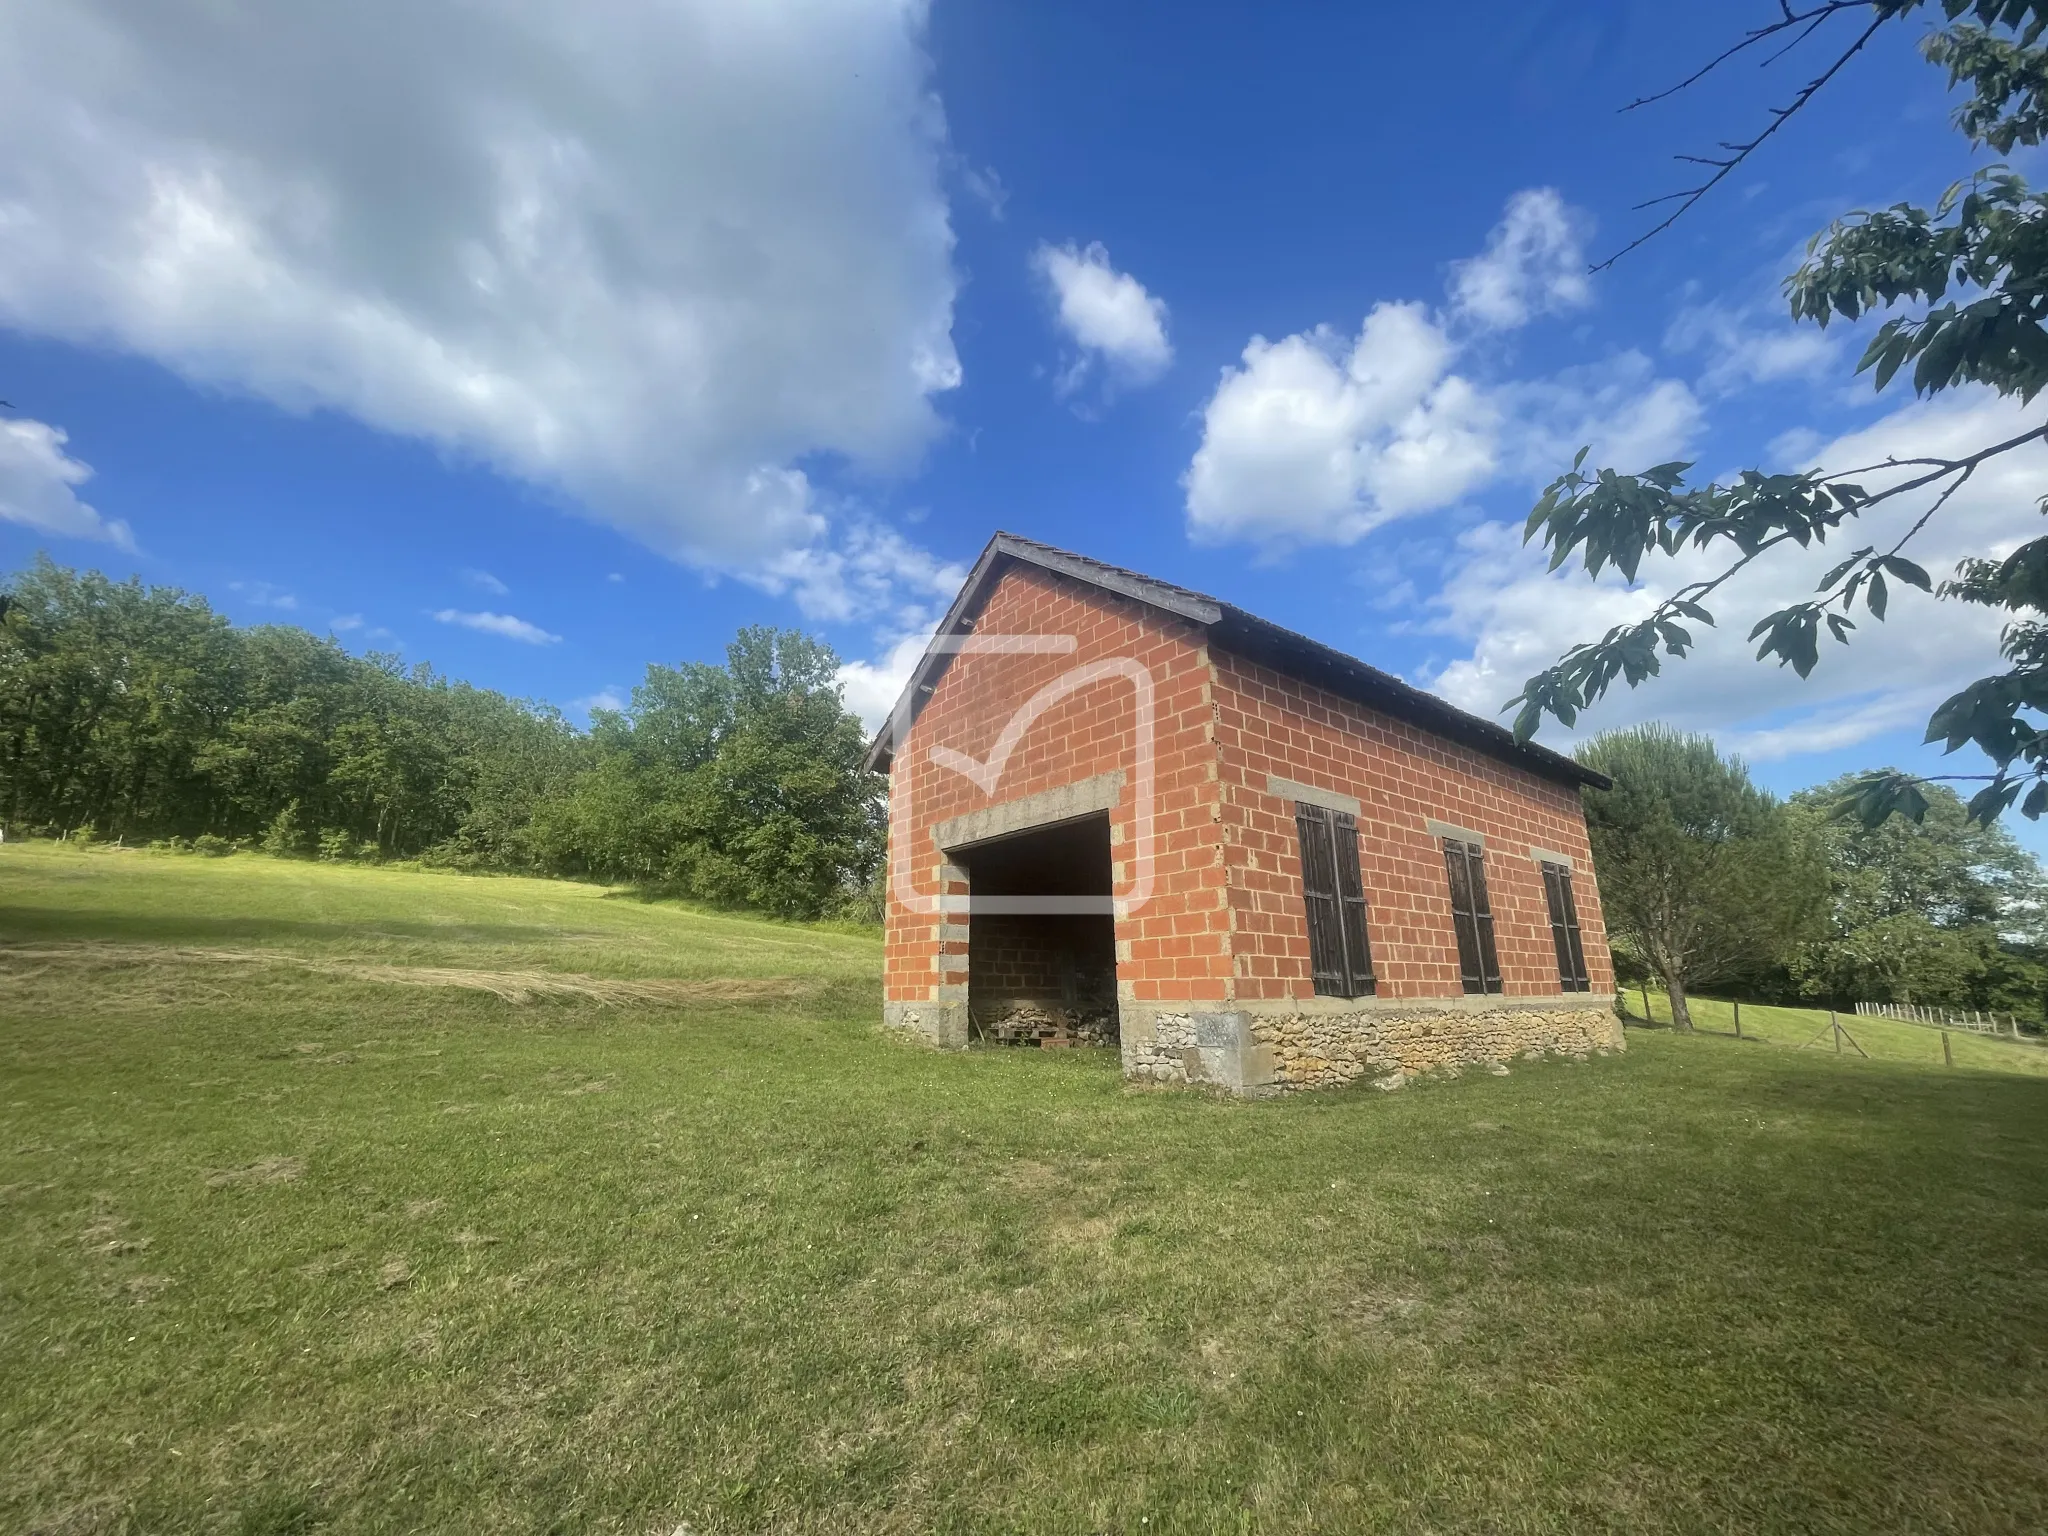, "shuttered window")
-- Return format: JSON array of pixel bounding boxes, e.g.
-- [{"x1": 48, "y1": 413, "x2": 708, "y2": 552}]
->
[
  {"x1": 1441, "y1": 837, "x2": 1503, "y2": 994},
  {"x1": 1294, "y1": 803, "x2": 1376, "y2": 998},
  {"x1": 1539, "y1": 860, "x2": 1590, "y2": 992}
]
